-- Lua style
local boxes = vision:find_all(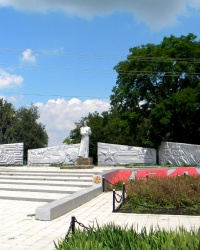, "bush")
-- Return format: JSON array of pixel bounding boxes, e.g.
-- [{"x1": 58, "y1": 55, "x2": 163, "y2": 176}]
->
[{"x1": 122, "y1": 176, "x2": 200, "y2": 214}]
